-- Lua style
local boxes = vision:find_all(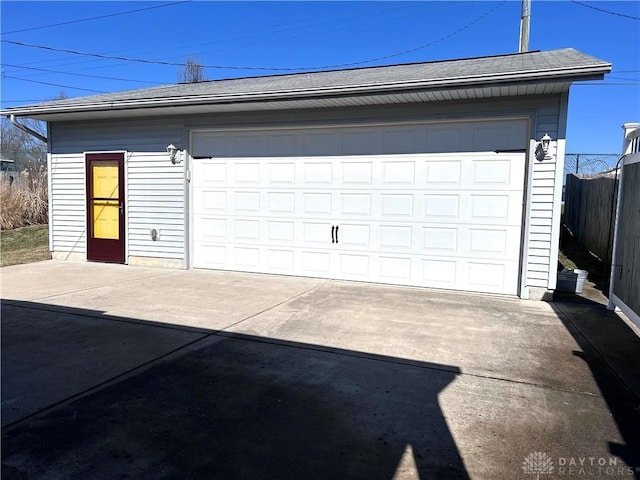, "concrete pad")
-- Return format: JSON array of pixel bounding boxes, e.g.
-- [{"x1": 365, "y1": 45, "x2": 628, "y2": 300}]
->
[
  {"x1": 33, "y1": 268, "x2": 326, "y2": 330},
  {"x1": 1, "y1": 301, "x2": 206, "y2": 427},
  {"x1": 2, "y1": 262, "x2": 639, "y2": 478},
  {"x1": 228, "y1": 281, "x2": 615, "y2": 396},
  {"x1": 0, "y1": 261, "x2": 171, "y2": 301},
  {"x1": 0, "y1": 334, "x2": 469, "y2": 479}
]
